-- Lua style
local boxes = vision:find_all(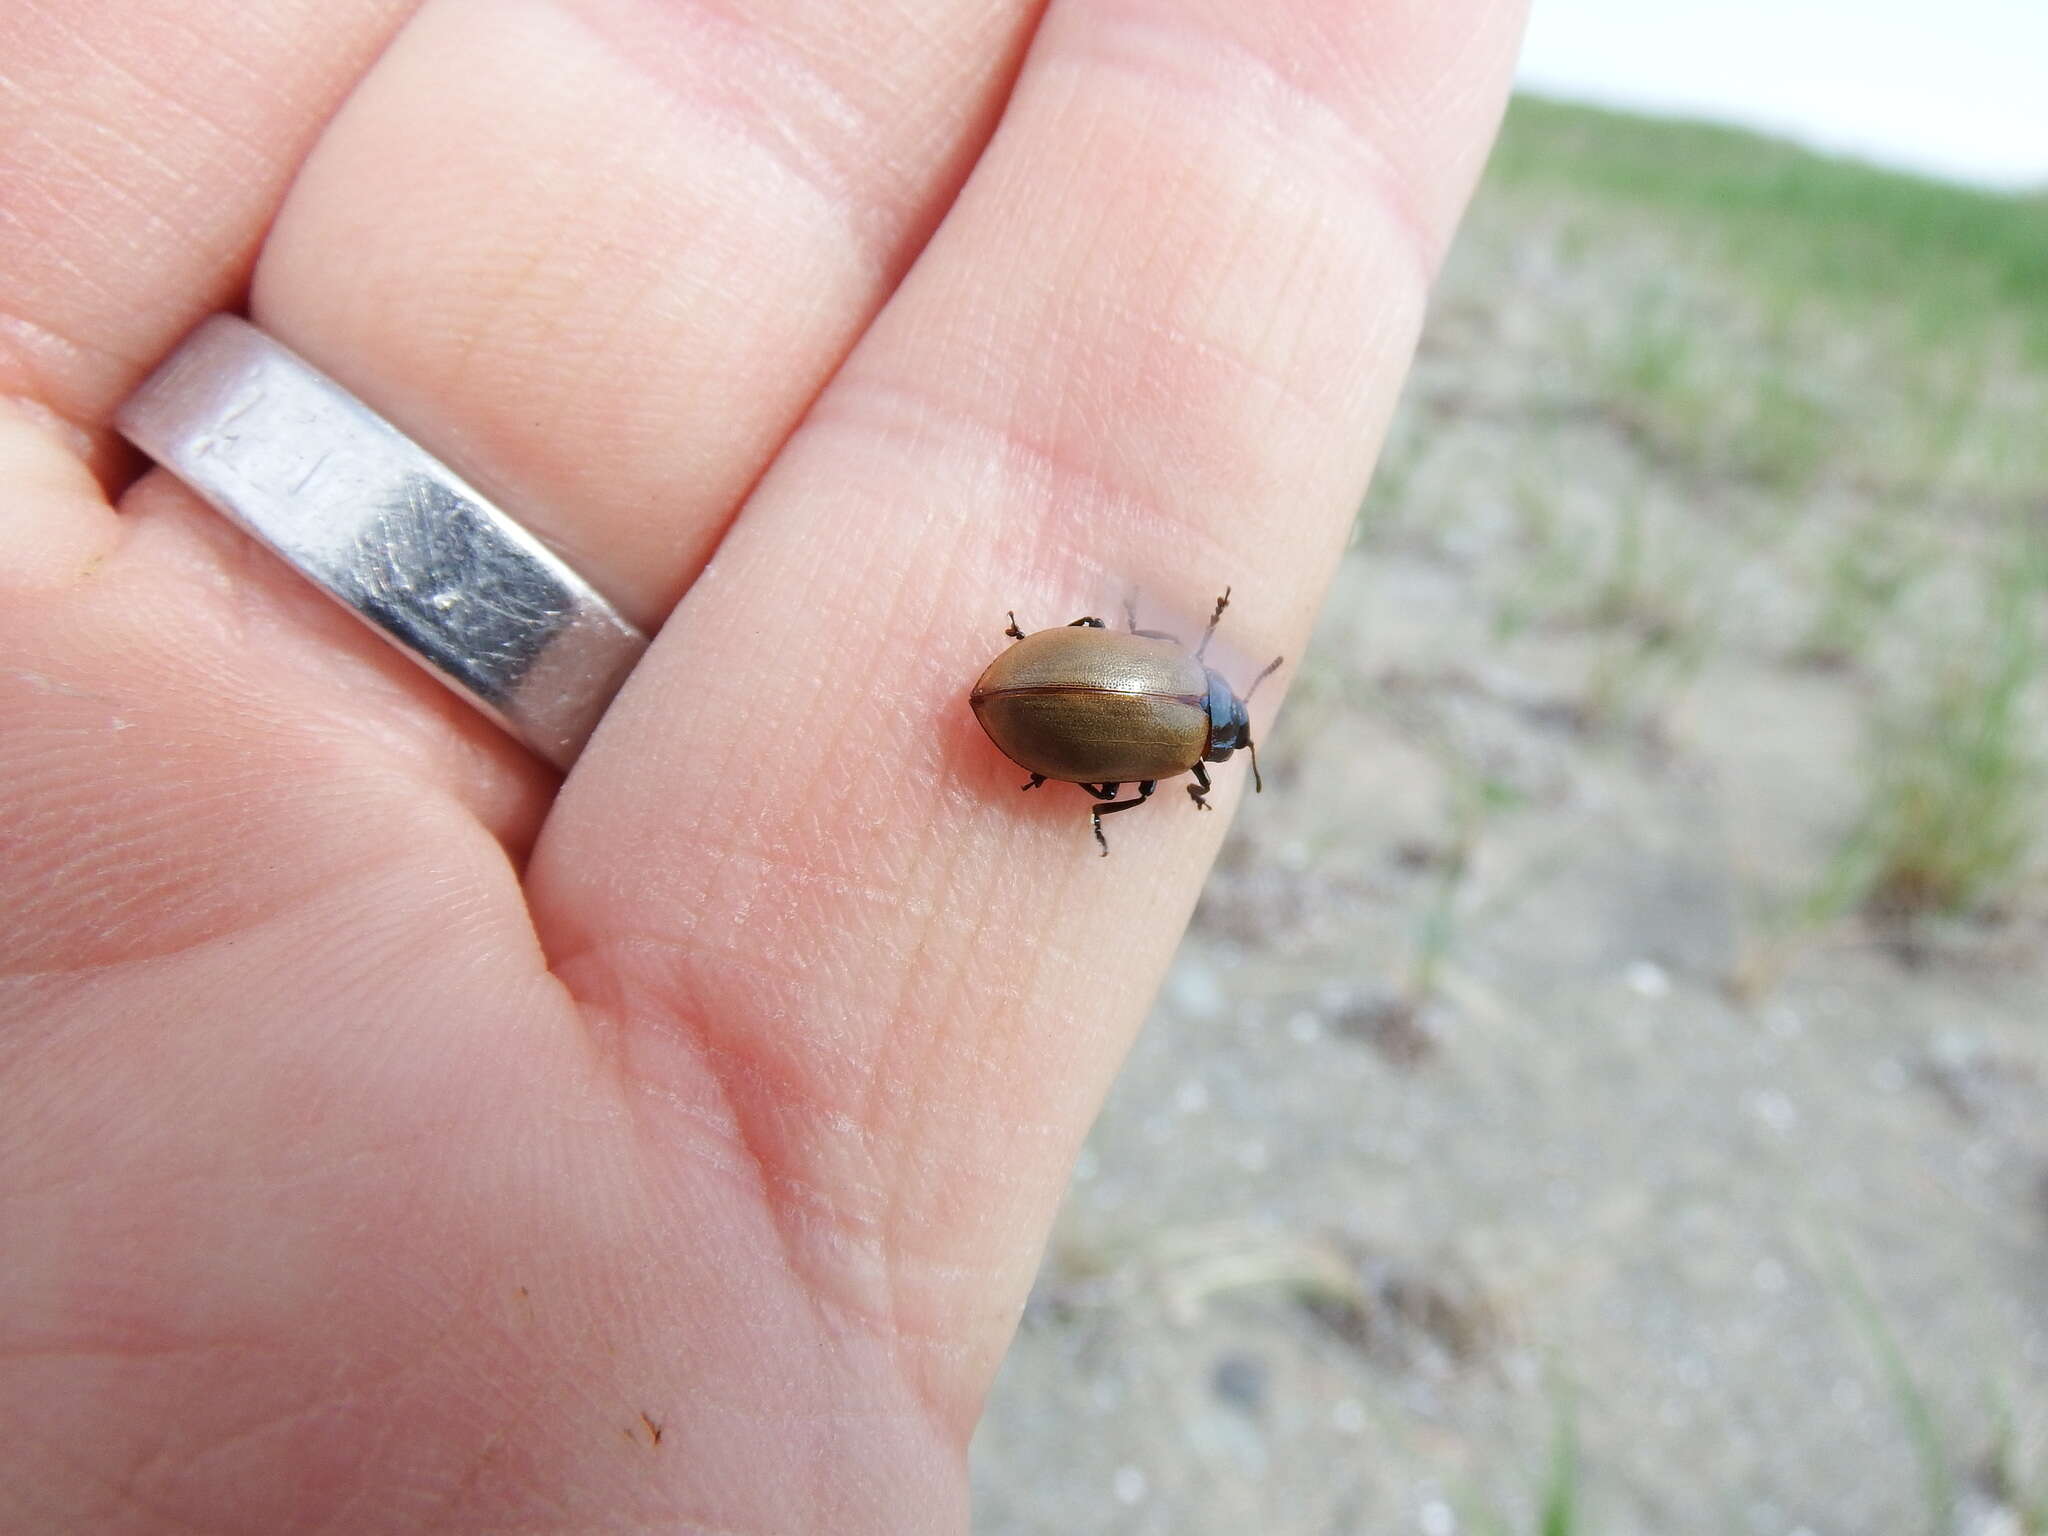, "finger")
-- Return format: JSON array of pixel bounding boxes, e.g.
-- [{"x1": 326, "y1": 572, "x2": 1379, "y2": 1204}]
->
[
  {"x1": 252, "y1": 0, "x2": 1045, "y2": 629},
  {"x1": 0, "y1": 0, "x2": 541, "y2": 828},
  {"x1": 0, "y1": 0, "x2": 414, "y2": 486},
  {"x1": 541, "y1": 0, "x2": 1524, "y2": 1435}
]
